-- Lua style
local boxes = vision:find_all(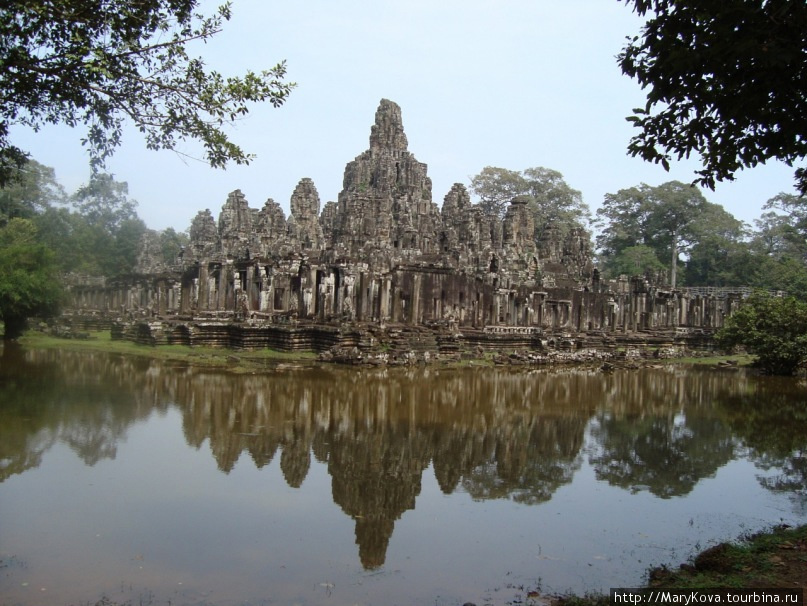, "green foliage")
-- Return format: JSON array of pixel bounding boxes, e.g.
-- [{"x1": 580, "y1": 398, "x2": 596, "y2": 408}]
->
[
  {"x1": 0, "y1": 218, "x2": 62, "y2": 339},
  {"x1": 0, "y1": 159, "x2": 66, "y2": 225},
  {"x1": 685, "y1": 203, "x2": 750, "y2": 286},
  {"x1": 716, "y1": 292, "x2": 807, "y2": 375},
  {"x1": 744, "y1": 193, "x2": 807, "y2": 297},
  {"x1": 107, "y1": 217, "x2": 148, "y2": 276},
  {"x1": 761, "y1": 193, "x2": 807, "y2": 262},
  {"x1": 158, "y1": 227, "x2": 190, "y2": 266},
  {"x1": 596, "y1": 181, "x2": 782, "y2": 289},
  {"x1": 469, "y1": 165, "x2": 591, "y2": 238},
  {"x1": 23, "y1": 170, "x2": 147, "y2": 276},
  {"x1": 620, "y1": 1, "x2": 807, "y2": 194},
  {"x1": 746, "y1": 255, "x2": 807, "y2": 300},
  {"x1": 72, "y1": 173, "x2": 138, "y2": 234},
  {"x1": 0, "y1": 0, "x2": 295, "y2": 185},
  {"x1": 606, "y1": 245, "x2": 666, "y2": 278},
  {"x1": 469, "y1": 166, "x2": 526, "y2": 219},
  {"x1": 521, "y1": 167, "x2": 591, "y2": 239},
  {"x1": 66, "y1": 173, "x2": 146, "y2": 276},
  {"x1": 33, "y1": 205, "x2": 88, "y2": 272},
  {"x1": 595, "y1": 181, "x2": 710, "y2": 285},
  {"x1": 0, "y1": 159, "x2": 171, "y2": 338}
]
